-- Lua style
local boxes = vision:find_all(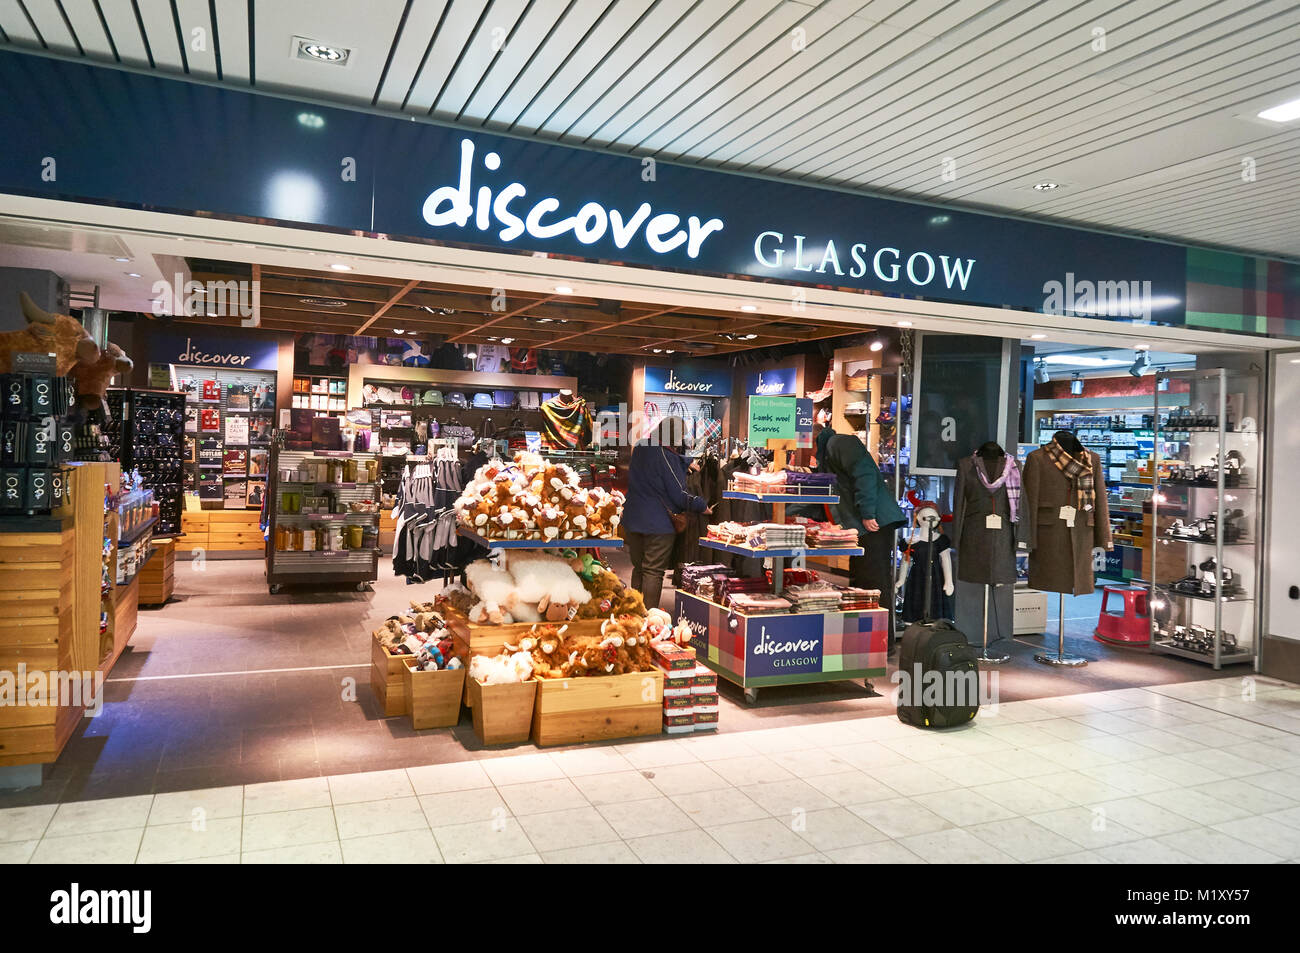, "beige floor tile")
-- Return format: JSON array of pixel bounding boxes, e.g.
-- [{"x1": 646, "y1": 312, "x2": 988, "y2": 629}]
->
[
  {"x1": 968, "y1": 779, "x2": 1070, "y2": 816},
  {"x1": 676, "y1": 732, "x2": 762, "y2": 761},
  {"x1": 925, "y1": 755, "x2": 1016, "y2": 787},
  {"x1": 341, "y1": 829, "x2": 444, "y2": 864},
  {"x1": 613, "y1": 738, "x2": 700, "y2": 768},
  {"x1": 644, "y1": 761, "x2": 731, "y2": 796},
  {"x1": 433, "y1": 819, "x2": 535, "y2": 863},
  {"x1": 541, "y1": 840, "x2": 641, "y2": 864},
  {"x1": 847, "y1": 798, "x2": 953, "y2": 838},
  {"x1": 30, "y1": 828, "x2": 143, "y2": 864},
  {"x1": 597, "y1": 797, "x2": 698, "y2": 839},
  {"x1": 243, "y1": 777, "x2": 331, "y2": 815},
  {"x1": 1078, "y1": 763, "x2": 1180, "y2": 797},
  {"x1": 873, "y1": 762, "x2": 963, "y2": 797},
  {"x1": 516, "y1": 806, "x2": 620, "y2": 853},
  {"x1": 497, "y1": 778, "x2": 588, "y2": 816},
  {"x1": 1144, "y1": 788, "x2": 1255, "y2": 827},
  {"x1": 672, "y1": 787, "x2": 769, "y2": 828},
  {"x1": 967, "y1": 817, "x2": 1081, "y2": 862},
  {"x1": 242, "y1": 841, "x2": 342, "y2": 864},
  {"x1": 1032, "y1": 850, "x2": 1112, "y2": 863},
  {"x1": 327, "y1": 768, "x2": 414, "y2": 804},
  {"x1": 418, "y1": 788, "x2": 509, "y2": 827},
  {"x1": 479, "y1": 752, "x2": 563, "y2": 786},
  {"x1": 626, "y1": 828, "x2": 736, "y2": 864},
  {"x1": 137, "y1": 817, "x2": 243, "y2": 864},
  {"x1": 823, "y1": 741, "x2": 913, "y2": 771},
  {"x1": 1155, "y1": 827, "x2": 1284, "y2": 863},
  {"x1": 979, "y1": 748, "x2": 1067, "y2": 779},
  {"x1": 913, "y1": 788, "x2": 1017, "y2": 827},
  {"x1": 708, "y1": 755, "x2": 795, "y2": 787},
  {"x1": 768, "y1": 747, "x2": 859, "y2": 777},
  {"x1": 0, "y1": 840, "x2": 37, "y2": 863},
  {"x1": 0, "y1": 803, "x2": 56, "y2": 842},
  {"x1": 148, "y1": 786, "x2": 243, "y2": 826},
  {"x1": 569, "y1": 770, "x2": 661, "y2": 805},
  {"x1": 406, "y1": 760, "x2": 493, "y2": 795},
  {"x1": 1088, "y1": 797, "x2": 1199, "y2": 837},
  {"x1": 1028, "y1": 806, "x2": 1145, "y2": 849},
  {"x1": 1094, "y1": 838, "x2": 1199, "y2": 864},
  {"x1": 545, "y1": 746, "x2": 634, "y2": 778},
  {"x1": 1211, "y1": 816, "x2": 1300, "y2": 859},
  {"x1": 764, "y1": 852, "x2": 834, "y2": 863},
  {"x1": 46, "y1": 795, "x2": 154, "y2": 838},
  {"x1": 706, "y1": 816, "x2": 811, "y2": 864},
  {"x1": 477, "y1": 853, "x2": 544, "y2": 864},
  {"x1": 898, "y1": 828, "x2": 1016, "y2": 863},
  {"x1": 823, "y1": 840, "x2": 926, "y2": 863},
  {"x1": 334, "y1": 796, "x2": 429, "y2": 840},
  {"x1": 802, "y1": 770, "x2": 899, "y2": 806},
  {"x1": 793, "y1": 807, "x2": 889, "y2": 852},
  {"x1": 241, "y1": 806, "x2": 337, "y2": 853},
  {"x1": 738, "y1": 778, "x2": 839, "y2": 817}
]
